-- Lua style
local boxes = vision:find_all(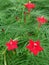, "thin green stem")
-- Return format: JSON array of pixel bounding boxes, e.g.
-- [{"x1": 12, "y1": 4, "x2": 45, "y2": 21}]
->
[
  {"x1": 4, "y1": 53, "x2": 7, "y2": 65},
  {"x1": 3, "y1": 37, "x2": 20, "y2": 65}
]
